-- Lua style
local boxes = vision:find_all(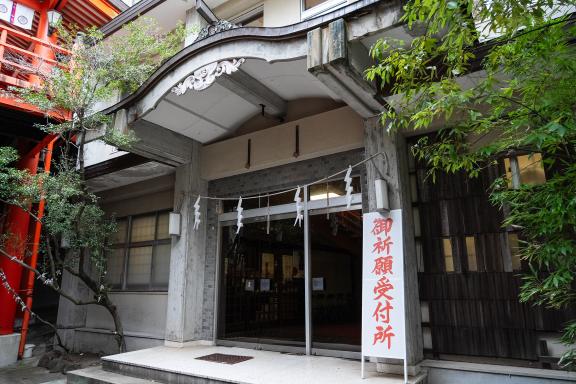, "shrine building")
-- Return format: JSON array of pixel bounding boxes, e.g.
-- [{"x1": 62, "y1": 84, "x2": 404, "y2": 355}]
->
[{"x1": 51, "y1": 1, "x2": 576, "y2": 383}]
